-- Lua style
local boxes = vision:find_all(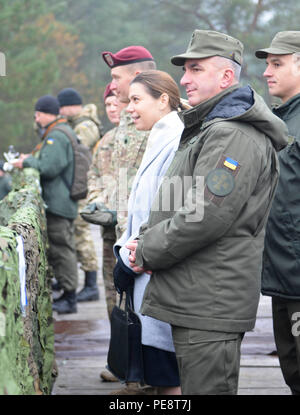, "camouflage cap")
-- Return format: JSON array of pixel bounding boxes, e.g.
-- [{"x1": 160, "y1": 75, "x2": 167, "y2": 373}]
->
[
  {"x1": 171, "y1": 30, "x2": 243, "y2": 66},
  {"x1": 255, "y1": 31, "x2": 300, "y2": 59}
]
